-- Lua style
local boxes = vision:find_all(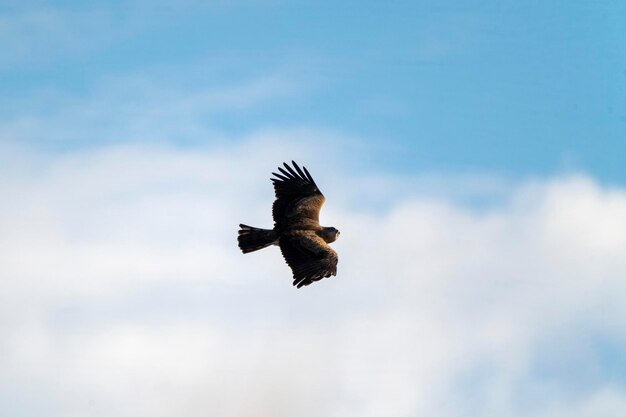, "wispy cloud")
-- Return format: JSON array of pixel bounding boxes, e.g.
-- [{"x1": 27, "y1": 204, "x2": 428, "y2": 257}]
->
[
  {"x1": 0, "y1": 67, "x2": 304, "y2": 147},
  {"x1": 0, "y1": 1, "x2": 303, "y2": 70},
  {"x1": 0, "y1": 6, "x2": 140, "y2": 68}
]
